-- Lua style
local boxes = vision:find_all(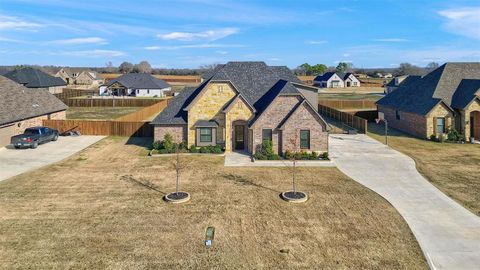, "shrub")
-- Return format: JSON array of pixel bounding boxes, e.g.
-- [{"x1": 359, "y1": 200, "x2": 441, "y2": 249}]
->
[
  {"x1": 430, "y1": 134, "x2": 438, "y2": 142},
  {"x1": 163, "y1": 133, "x2": 174, "y2": 152},
  {"x1": 321, "y1": 152, "x2": 329, "y2": 160},
  {"x1": 284, "y1": 150, "x2": 323, "y2": 160},
  {"x1": 152, "y1": 140, "x2": 162, "y2": 150},
  {"x1": 446, "y1": 128, "x2": 464, "y2": 142},
  {"x1": 189, "y1": 145, "x2": 199, "y2": 153},
  {"x1": 254, "y1": 140, "x2": 280, "y2": 160}
]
